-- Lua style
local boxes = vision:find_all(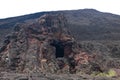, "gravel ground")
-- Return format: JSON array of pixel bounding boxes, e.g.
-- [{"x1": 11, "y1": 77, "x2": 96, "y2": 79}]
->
[{"x1": 0, "y1": 72, "x2": 119, "y2": 80}]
